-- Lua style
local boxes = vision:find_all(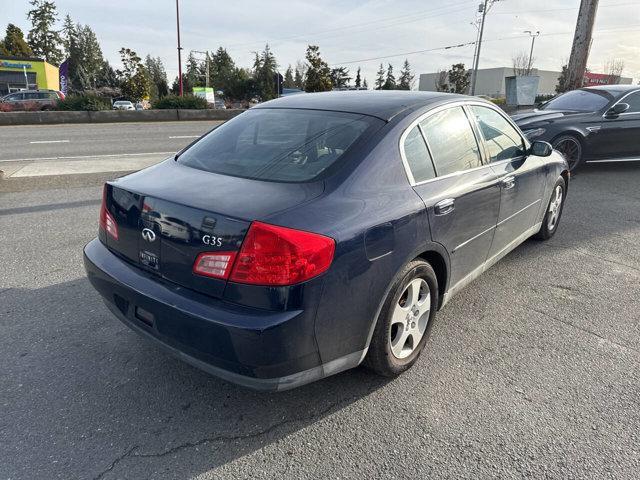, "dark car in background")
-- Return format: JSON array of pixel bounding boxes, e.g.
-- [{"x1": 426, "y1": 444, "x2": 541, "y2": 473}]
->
[
  {"x1": 0, "y1": 89, "x2": 65, "y2": 111},
  {"x1": 513, "y1": 85, "x2": 640, "y2": 171},
  {"x1": 84, "y1": 91, "x2": 569, "y2": 390}
]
